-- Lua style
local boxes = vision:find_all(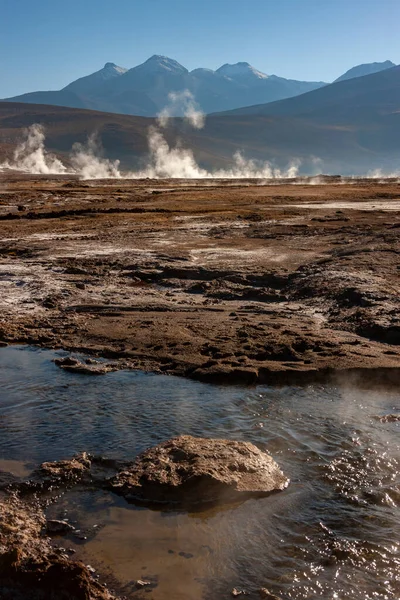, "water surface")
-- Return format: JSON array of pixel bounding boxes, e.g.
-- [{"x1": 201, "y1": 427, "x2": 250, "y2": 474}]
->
[{"x1": 0, "y1": 346, "x2": 399, "y2": 599}]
